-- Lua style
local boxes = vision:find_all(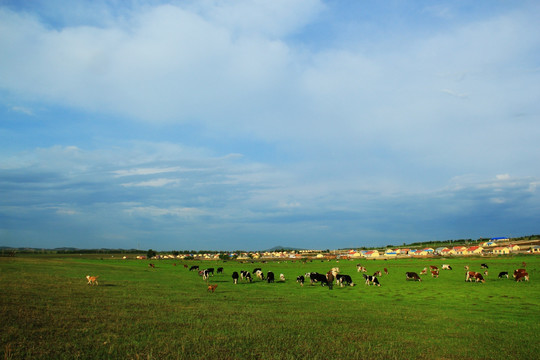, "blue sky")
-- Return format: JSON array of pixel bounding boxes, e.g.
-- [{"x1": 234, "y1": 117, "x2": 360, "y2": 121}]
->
[{"x1": 1, "y1": 0, "x2": 539, "y2": 251}]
